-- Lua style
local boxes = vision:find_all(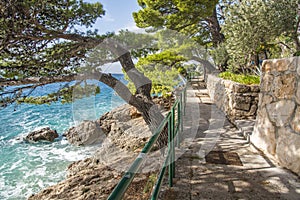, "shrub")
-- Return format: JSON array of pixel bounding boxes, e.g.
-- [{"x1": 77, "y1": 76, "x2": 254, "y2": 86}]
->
[{"x1": 218, "y1": 71, "x2": 260, "y2": 85}]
